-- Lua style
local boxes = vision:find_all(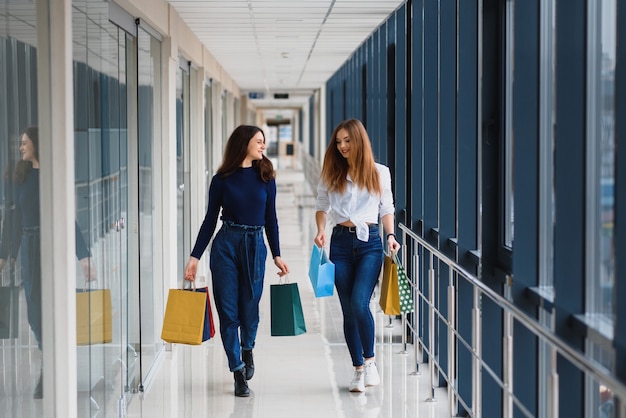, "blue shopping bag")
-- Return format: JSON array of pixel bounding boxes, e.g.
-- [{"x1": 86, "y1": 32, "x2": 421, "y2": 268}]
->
[{"x1": 308, "y1": 245, "x2": 335, "y2": 297}]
